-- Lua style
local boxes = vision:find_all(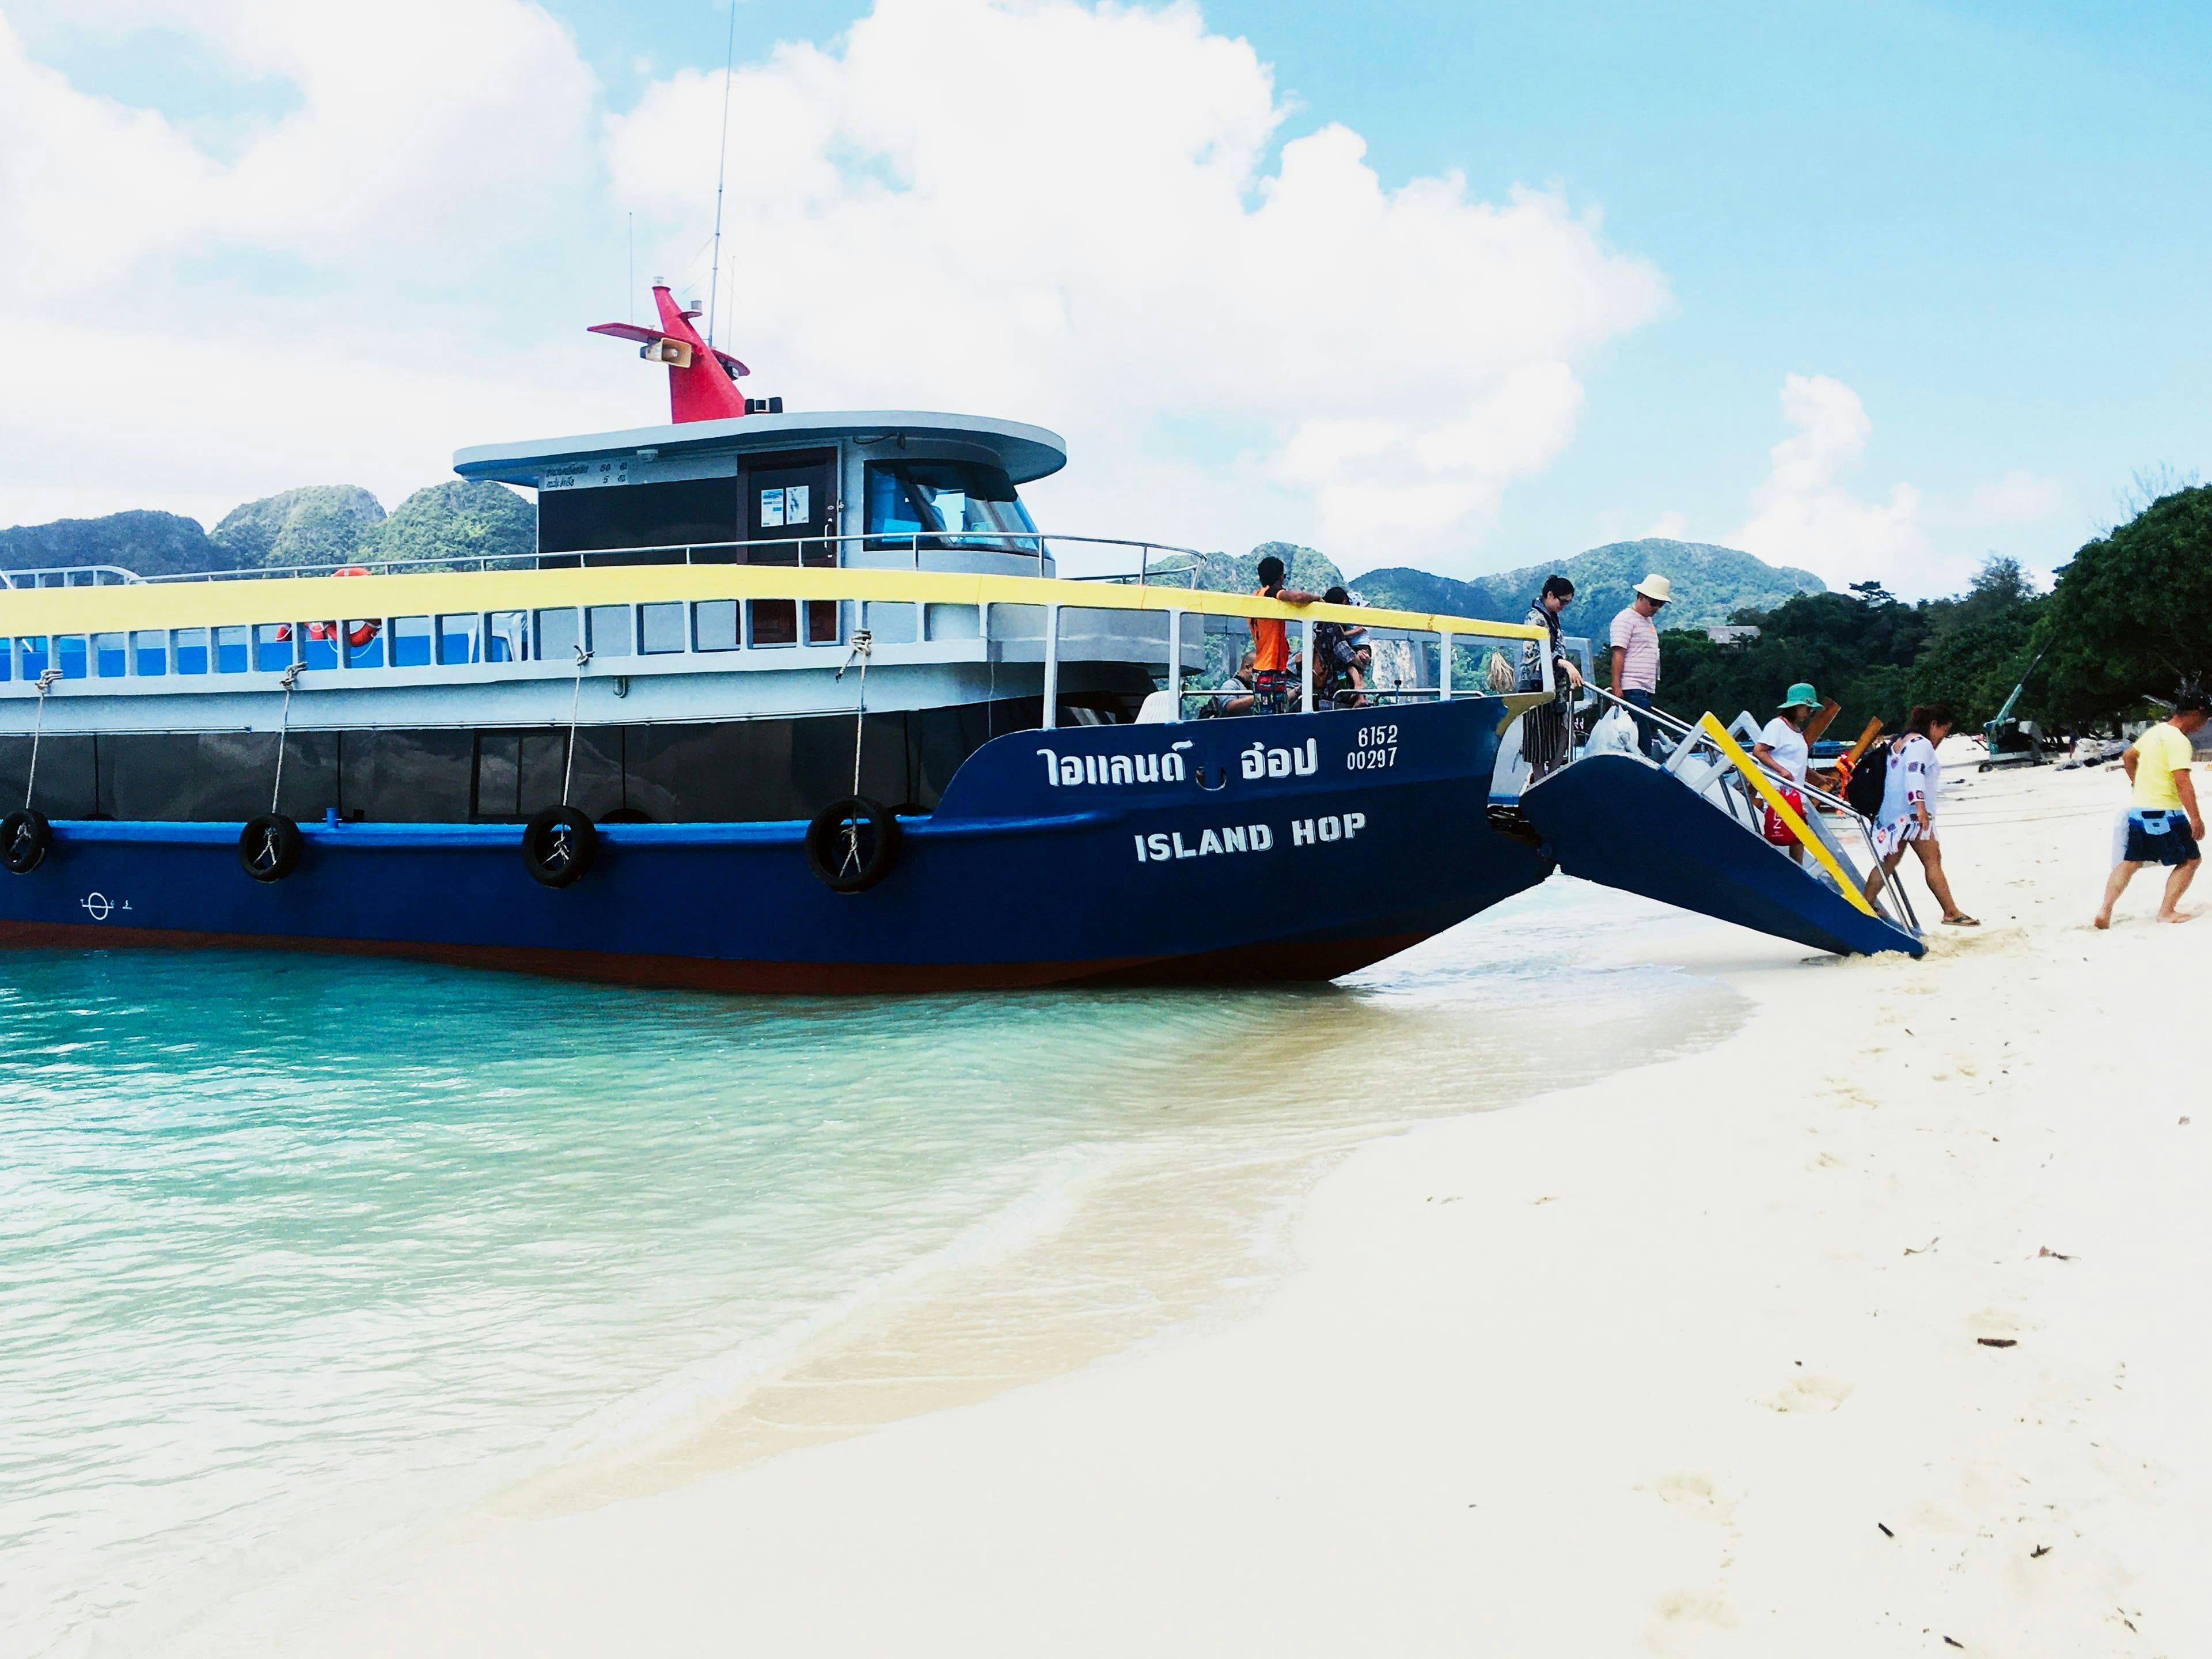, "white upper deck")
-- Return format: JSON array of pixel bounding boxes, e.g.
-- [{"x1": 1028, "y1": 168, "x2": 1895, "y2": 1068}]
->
[{"x1": 453, "y1": 411, "x2": 1068, "y2": 491}]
